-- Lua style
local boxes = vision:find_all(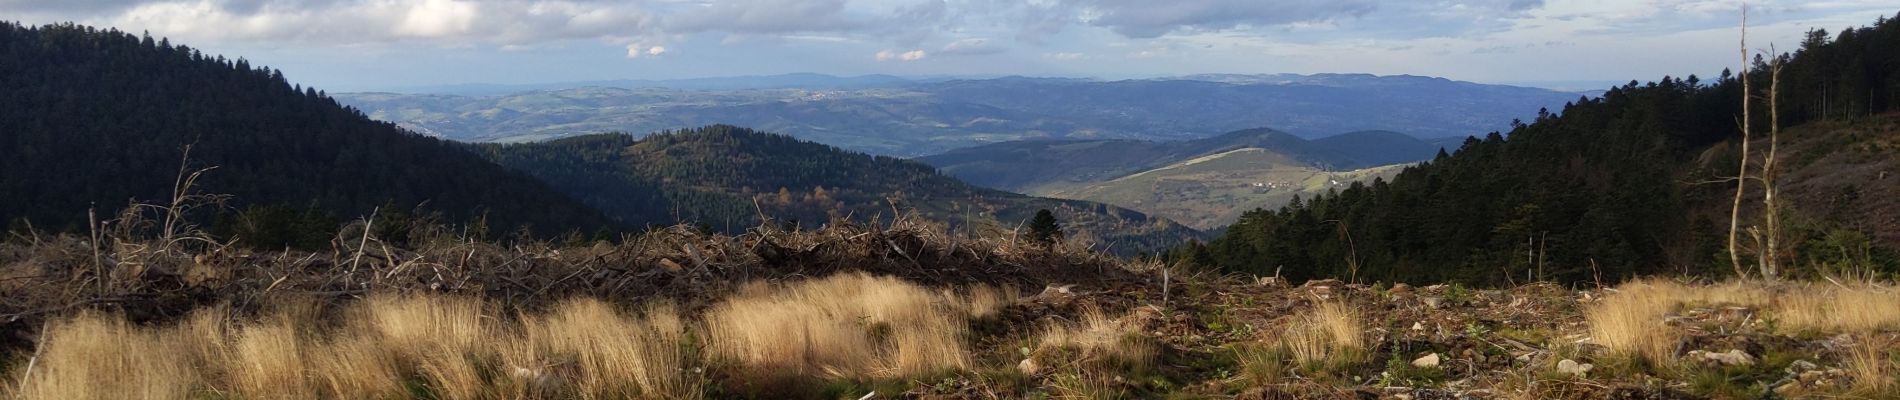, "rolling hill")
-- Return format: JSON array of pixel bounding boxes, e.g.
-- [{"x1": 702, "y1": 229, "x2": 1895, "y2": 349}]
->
[
  {"x1": 0, "y1": 22, "x2": 616, "y2": 239},
  {"x1": 337, "y1": 74, "x2": 1579, "y2": 156},
  {"x1": 476, "y1": 126, "x2": 1205, "y2": 254},
  {"x1": 919, "y1": 128, "x2": 1449, "y2": 228}
]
